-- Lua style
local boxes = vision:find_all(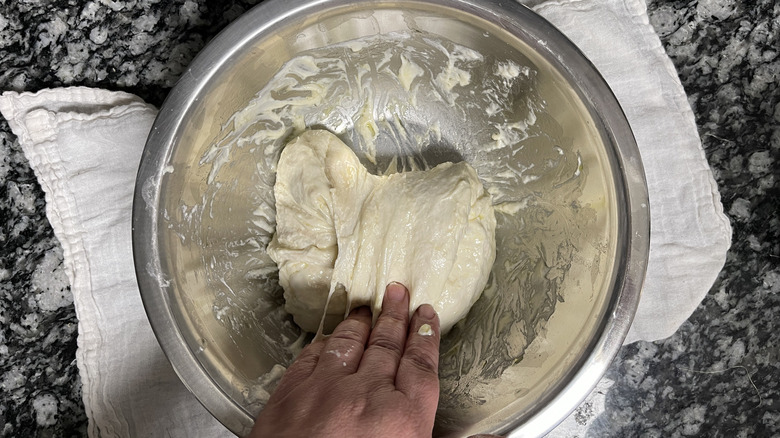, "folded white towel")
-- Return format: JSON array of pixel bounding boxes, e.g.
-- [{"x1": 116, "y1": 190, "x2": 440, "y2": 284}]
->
[{"x1": 0, "y1": 0, "x2": 731, "y2": 436}]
